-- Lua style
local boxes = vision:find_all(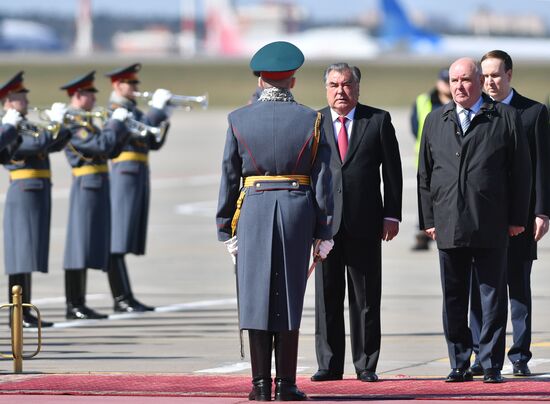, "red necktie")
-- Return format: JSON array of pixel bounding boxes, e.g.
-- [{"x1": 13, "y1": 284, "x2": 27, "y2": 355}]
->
[{"x1": 337, "y1": 116, "x2": 349, "y2": 161}]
